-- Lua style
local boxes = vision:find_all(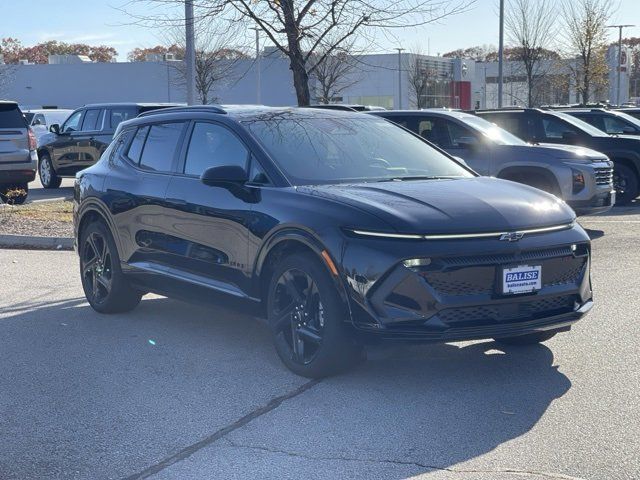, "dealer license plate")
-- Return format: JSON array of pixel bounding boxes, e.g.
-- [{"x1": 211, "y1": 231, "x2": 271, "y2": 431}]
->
[{"x1": 502, "y1": 265, "x2": 542, "y2": 295}]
